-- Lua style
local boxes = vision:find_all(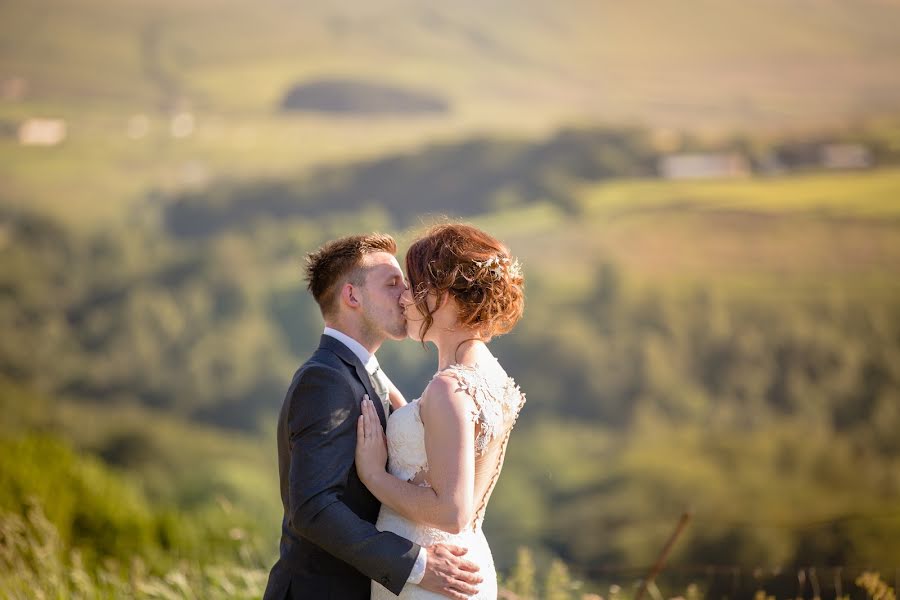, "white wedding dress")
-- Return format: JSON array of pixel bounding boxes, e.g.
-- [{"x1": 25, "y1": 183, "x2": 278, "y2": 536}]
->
[{"x1": 371, "y1": 360, "x2": 526, "y2": 599}]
